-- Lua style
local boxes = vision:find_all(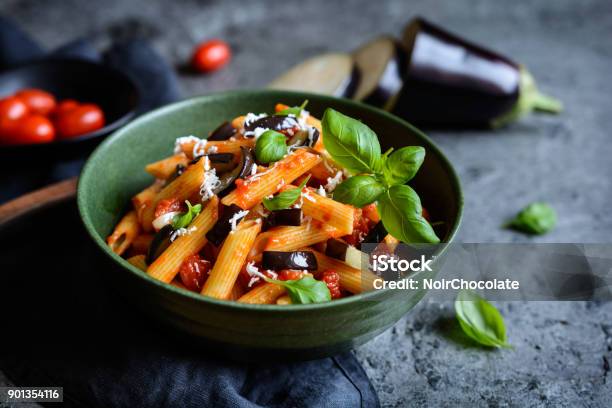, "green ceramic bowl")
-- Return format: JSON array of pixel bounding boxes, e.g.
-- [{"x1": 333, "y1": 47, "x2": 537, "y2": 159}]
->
[{"x1": 78, "y1": 90, "x2": 463, "y2": 361}]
